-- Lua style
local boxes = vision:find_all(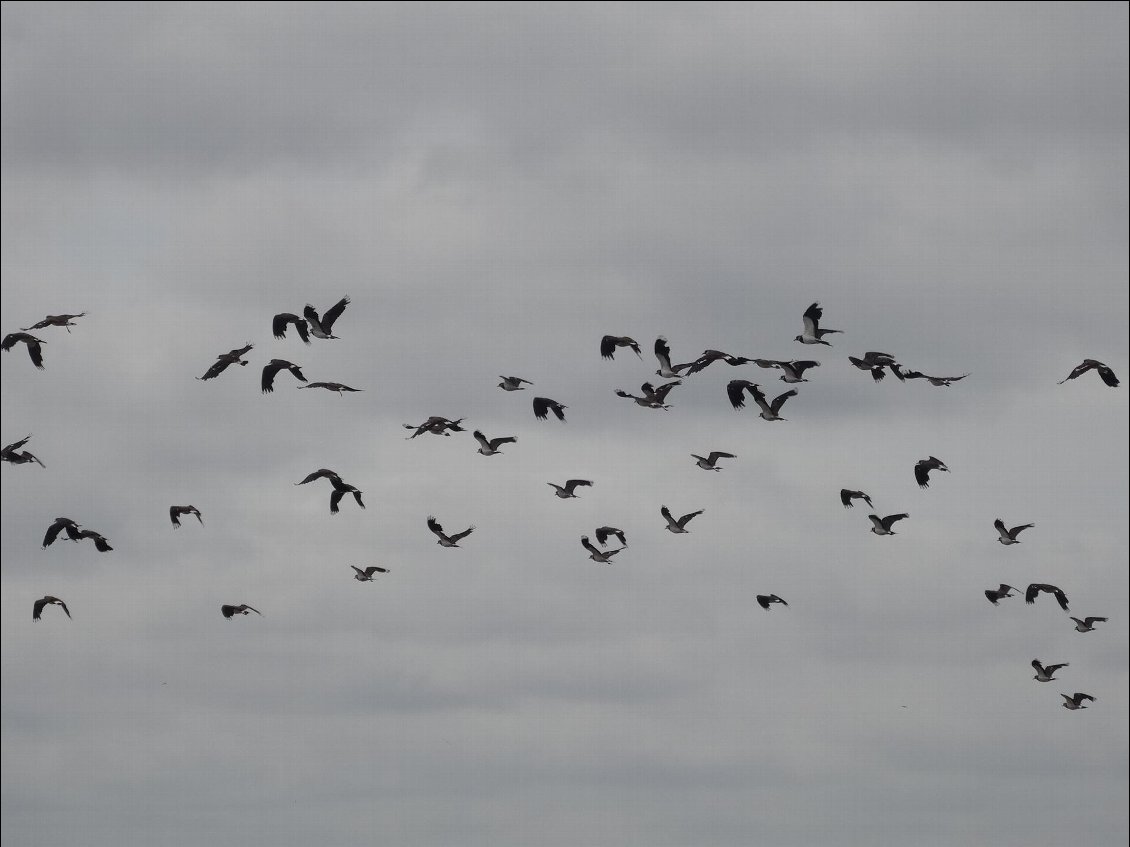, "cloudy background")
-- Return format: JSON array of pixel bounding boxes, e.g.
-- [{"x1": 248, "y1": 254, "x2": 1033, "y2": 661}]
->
[{"x1": 2, "y1": 3, "x2": 1127, "y2": 845}]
